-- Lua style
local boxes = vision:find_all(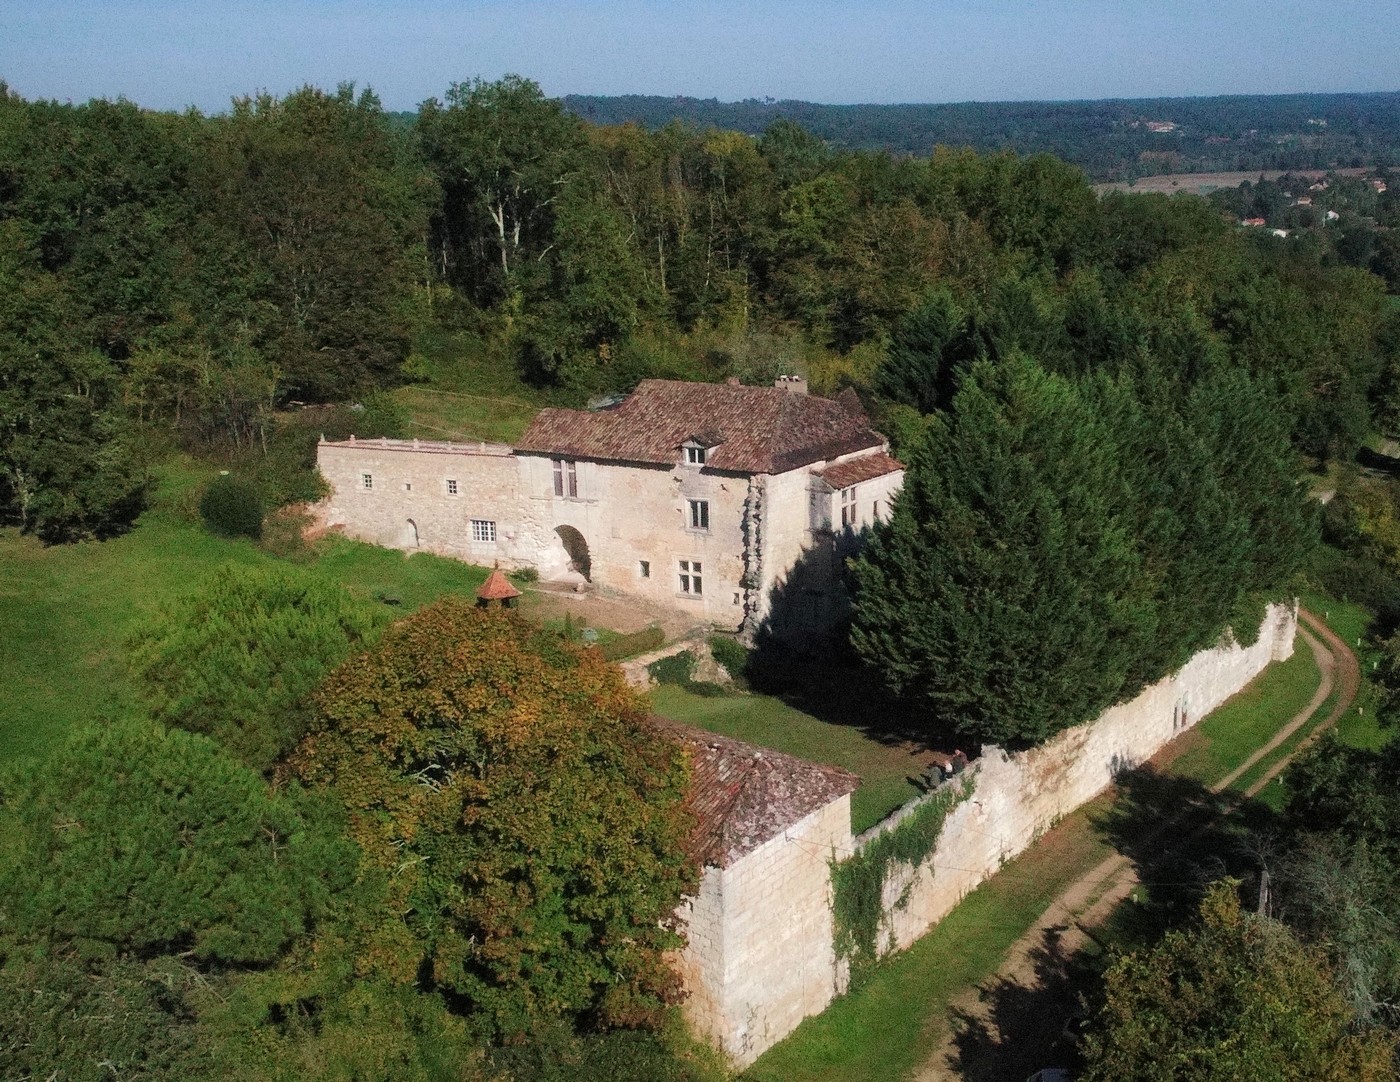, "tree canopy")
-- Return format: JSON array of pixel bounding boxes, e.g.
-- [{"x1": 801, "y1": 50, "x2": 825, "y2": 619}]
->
[
  {"x1": 0, "y1": 718, "x2": 351, "y2": 965},
  {"x1": 1081, "y1": 883, "x2": 1396, "y2": 1081},
  {"x1": 288, "y1": 599, "x2": 696, "y2": 1038},
  {"x1": 851, "y1": 348, "x2": 1312, "y2": 746}
]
